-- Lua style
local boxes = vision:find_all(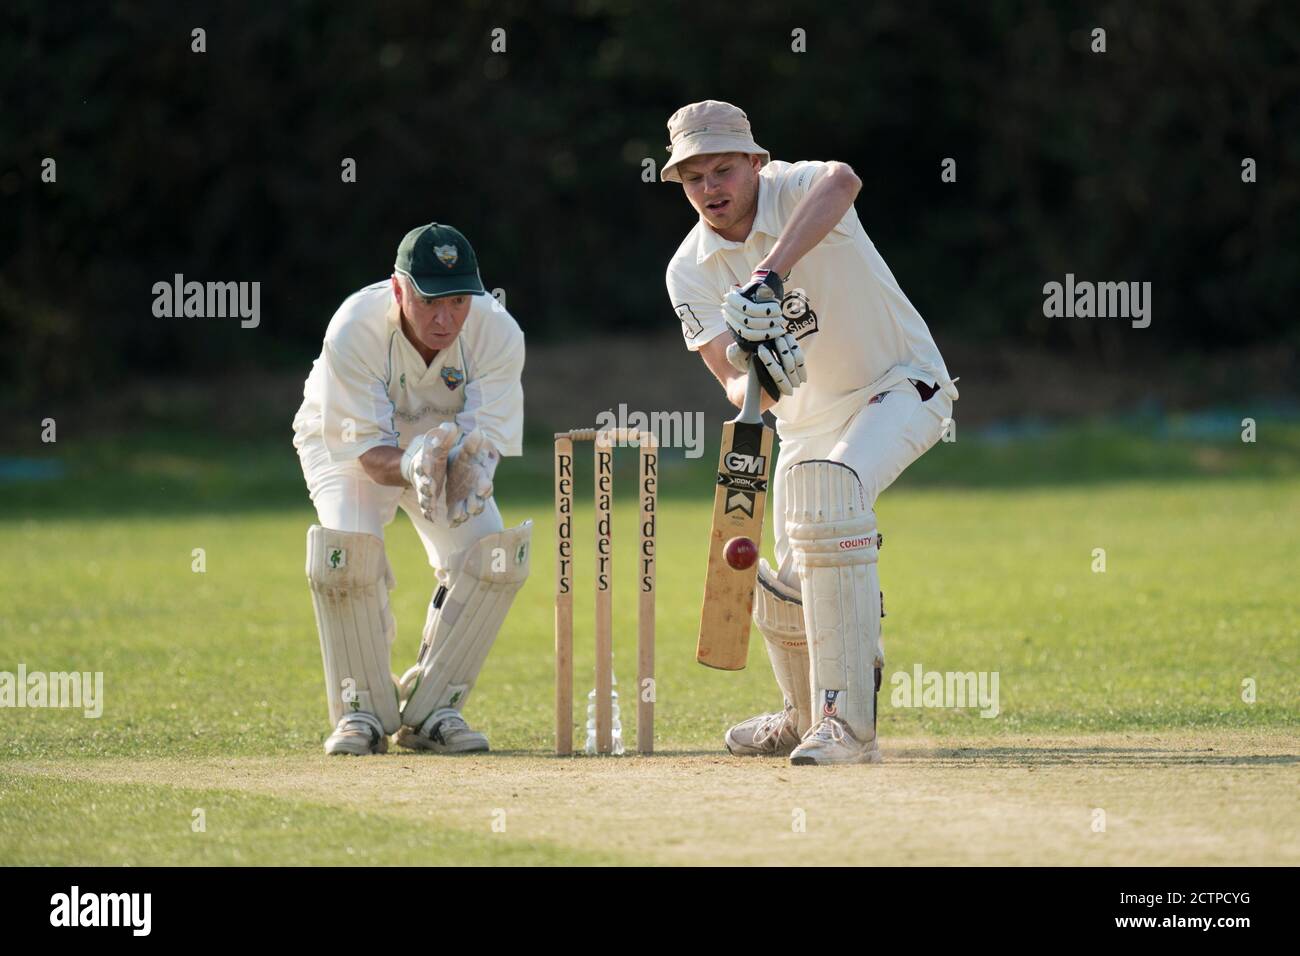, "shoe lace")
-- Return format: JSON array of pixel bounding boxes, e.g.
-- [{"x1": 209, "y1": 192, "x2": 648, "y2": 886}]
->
[
  {"x1": 753, "y1": 708, "x2": 796, "y2": 746},
  {"x1": 809, "y1": 717, "x2": 847, "y2": 744}
]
